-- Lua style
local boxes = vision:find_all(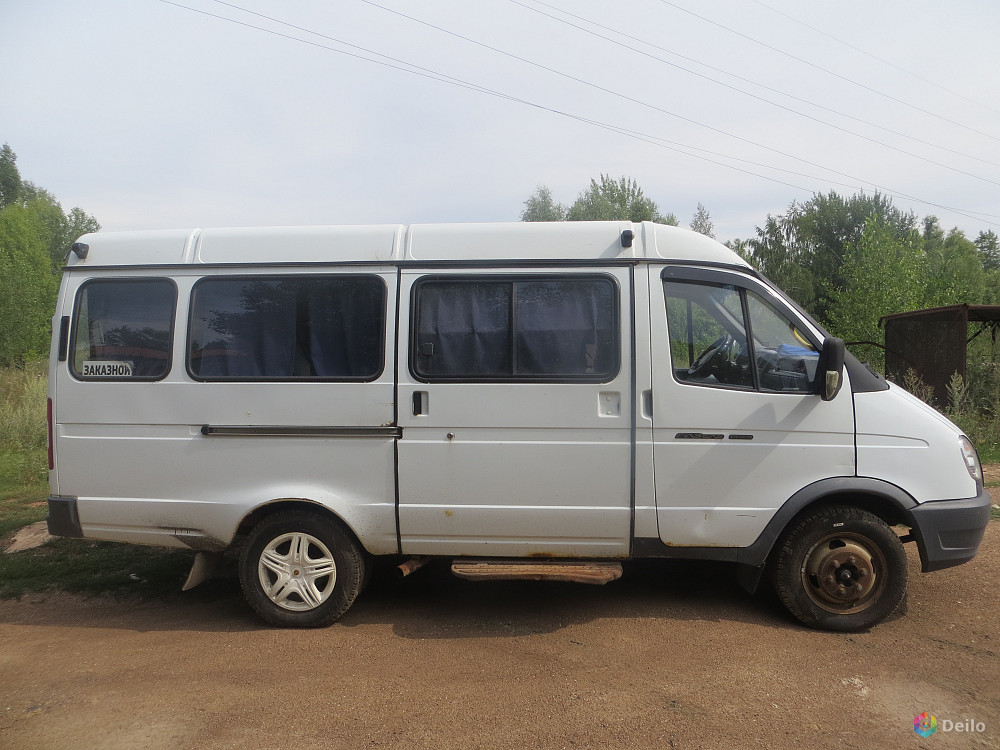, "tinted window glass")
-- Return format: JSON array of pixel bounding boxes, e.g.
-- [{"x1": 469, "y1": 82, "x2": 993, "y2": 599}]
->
[
  {"x1": 71, "y1": 279, "x2": 176, "y2": 380},
  {"x1": 413, "y1": 277, "x2": 618, "y2": 381},
  {"x1": 188, "y1": 276, "x2": 385, "y2": 380}
]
